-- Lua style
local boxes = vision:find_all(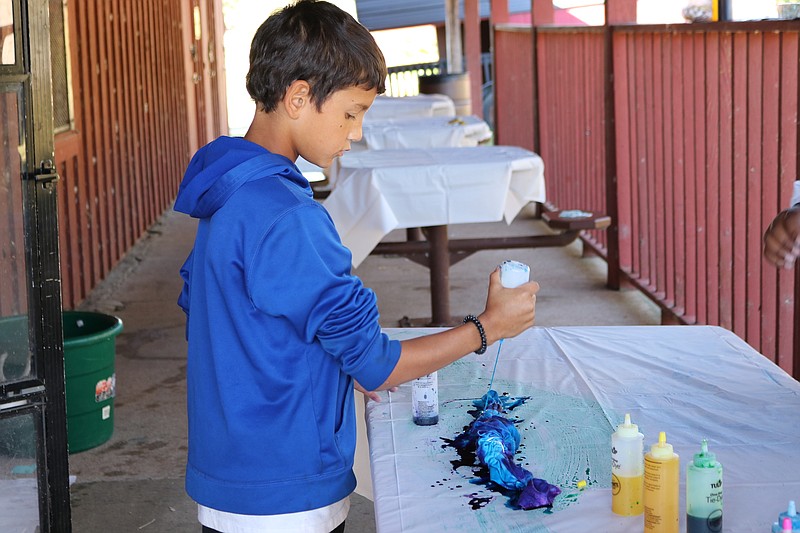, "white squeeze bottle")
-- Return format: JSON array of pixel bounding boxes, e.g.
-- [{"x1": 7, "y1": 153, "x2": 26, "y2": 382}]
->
[
  {"x1": 484, "y1": 260, "x2": 531, "y2": 395},
  {"x1": 611, "y1": 413, "x2": 644, "y2": 516}
]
